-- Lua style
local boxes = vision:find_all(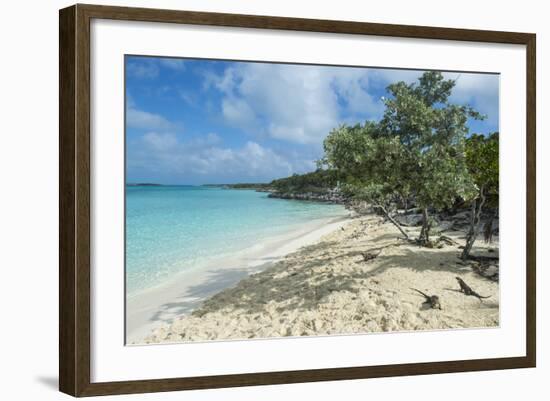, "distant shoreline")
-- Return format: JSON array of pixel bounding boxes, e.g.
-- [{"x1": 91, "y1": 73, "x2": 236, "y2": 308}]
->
[
  {"x1": 127, "y1": 182, "x2": 346, "y2": 204},
  {"x1": 126, "y1": 183, "x2": 163, "y2": 187},
  {"x1": 126, "y1": 183, "x2": 270, "y2": 187}
]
